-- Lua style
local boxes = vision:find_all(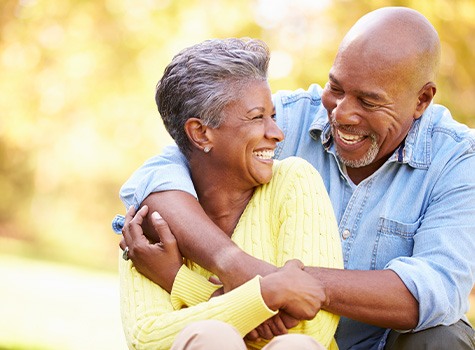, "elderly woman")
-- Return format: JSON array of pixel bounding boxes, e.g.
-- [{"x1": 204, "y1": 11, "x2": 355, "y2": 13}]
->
[{"x1": 115, "y1": 38, "x2": 343, "y2": 349}]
